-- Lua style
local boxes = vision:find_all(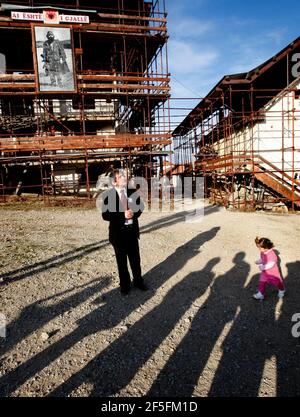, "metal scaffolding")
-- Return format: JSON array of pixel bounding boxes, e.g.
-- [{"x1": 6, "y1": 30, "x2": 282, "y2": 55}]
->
[
  {"x1": 172, "y1": 38, "x2": 300, "y2": 212},
  {"x1": 0, "y1": 0, "x2": 171, "y2": 202}
]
